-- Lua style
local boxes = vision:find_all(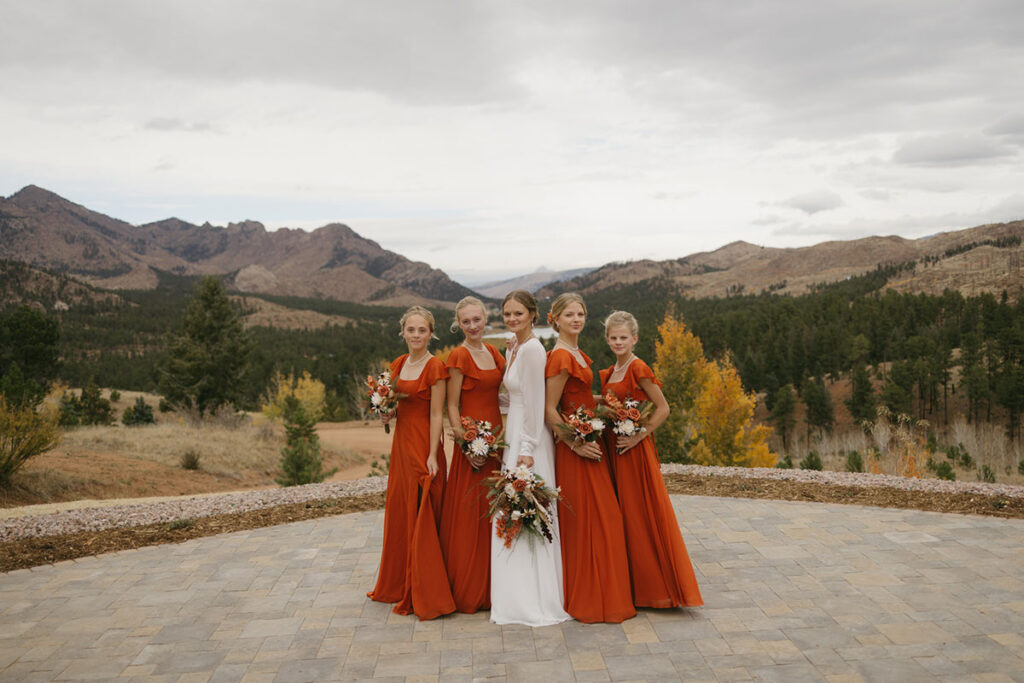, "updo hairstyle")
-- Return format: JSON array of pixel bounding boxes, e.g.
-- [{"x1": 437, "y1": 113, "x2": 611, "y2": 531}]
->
[
  {"x1": 501, "y1": 289, "x2": 539, "y2": 325},
  {"x1": 603, "y1": 310, "x2": 639, "y2": 337},
  {"x1": 547, "y1": 292, "x2": 586, "y2": 332},
  {"x1": 399, "y1": 305, "x2": 438, "y2": 339},
  {"x1": 450, "y1": 296, "x2": 488, "y2": 333}
]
